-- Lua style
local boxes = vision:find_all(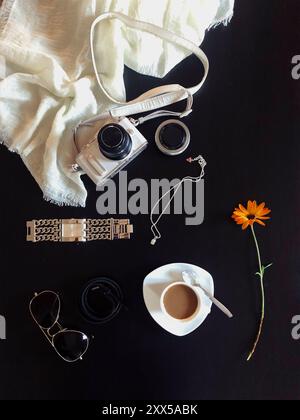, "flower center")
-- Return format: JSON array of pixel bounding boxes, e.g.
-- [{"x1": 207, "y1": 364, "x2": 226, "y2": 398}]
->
[{"x1": 248, "y1": 214, "x2": 256, "y2": 220}]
